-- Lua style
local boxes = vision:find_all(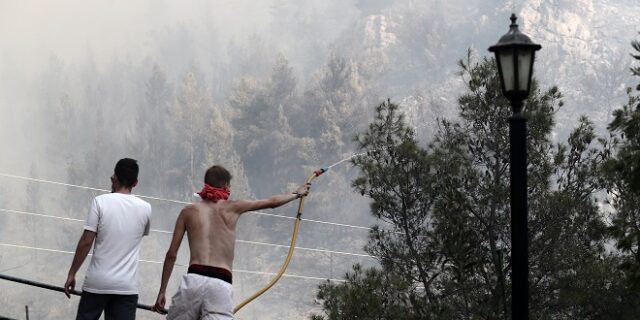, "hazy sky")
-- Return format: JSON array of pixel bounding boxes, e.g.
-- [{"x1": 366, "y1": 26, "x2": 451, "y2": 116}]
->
[
  {"x1": 1, "y1": 1, "x2": 267, "y2": 69},
  {"x1": 0, "y1": 1, "x2": 361, "y2": 73}
]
